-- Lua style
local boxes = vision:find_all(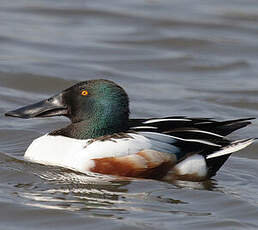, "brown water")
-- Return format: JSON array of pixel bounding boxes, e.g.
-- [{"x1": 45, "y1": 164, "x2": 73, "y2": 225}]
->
[{"x1": 1, "y1": 0, "x2": 258, "y2": 229}]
